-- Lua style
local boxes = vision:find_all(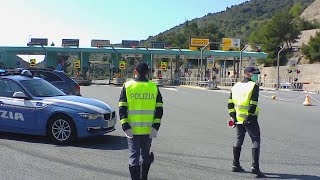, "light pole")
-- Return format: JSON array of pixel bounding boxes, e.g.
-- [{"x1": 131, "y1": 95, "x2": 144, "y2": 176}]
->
[
  {"x1": 239, "y1": 43, "x2": 251, "y2": 78},
  {"x1": 277, "y1": 45, "x2": 287, "y2": 89},
  {"x1": 165, "y1": 47, "x2": 184, "y2": 84},
  {"x1": 200, "y1": 42, "x2": 211, "y2": 80},
  {"x1": 40, "y1": 45, "x2": 48, "y2": 68},
  {"x1": 200, "y1": 42, "x2": 223, "y2": 80}
]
